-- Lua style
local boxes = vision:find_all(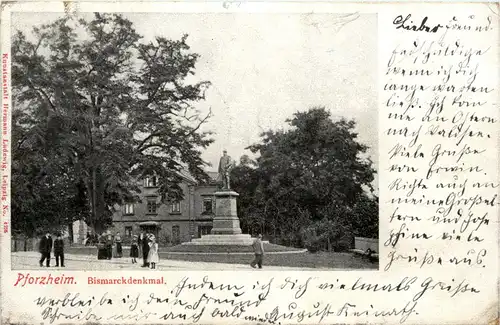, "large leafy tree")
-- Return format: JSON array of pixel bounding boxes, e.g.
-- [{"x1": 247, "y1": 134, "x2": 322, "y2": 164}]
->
[
  {"x1": 233, "y1": 107, "x2": 376, "y2": 247},
  {"x1": 12, "y1": 13, "x2": 213, "y2": 234}
]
